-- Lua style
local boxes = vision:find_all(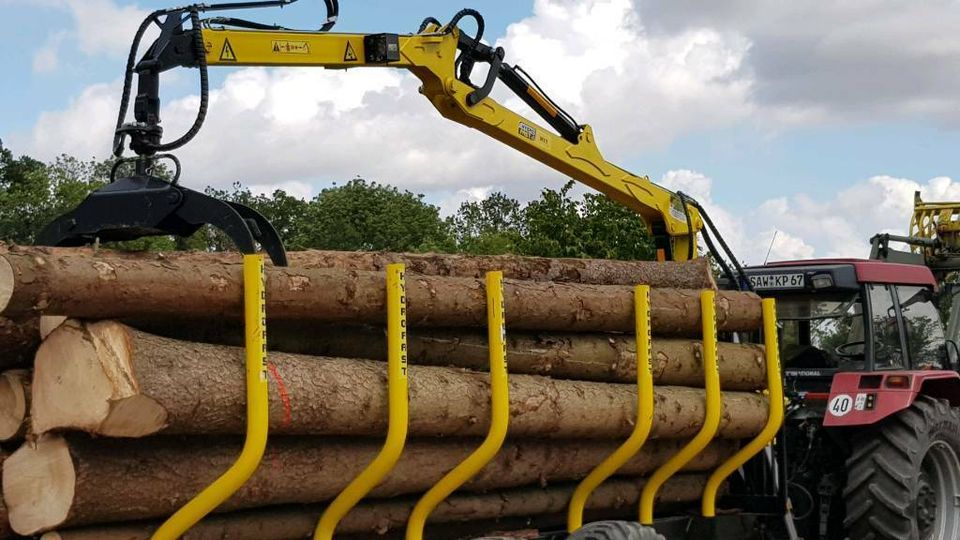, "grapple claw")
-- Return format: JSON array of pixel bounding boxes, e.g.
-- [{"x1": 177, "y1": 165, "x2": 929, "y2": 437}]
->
[{"x1": 36, "y1": 172, "x2": 288, "y2": 267}]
